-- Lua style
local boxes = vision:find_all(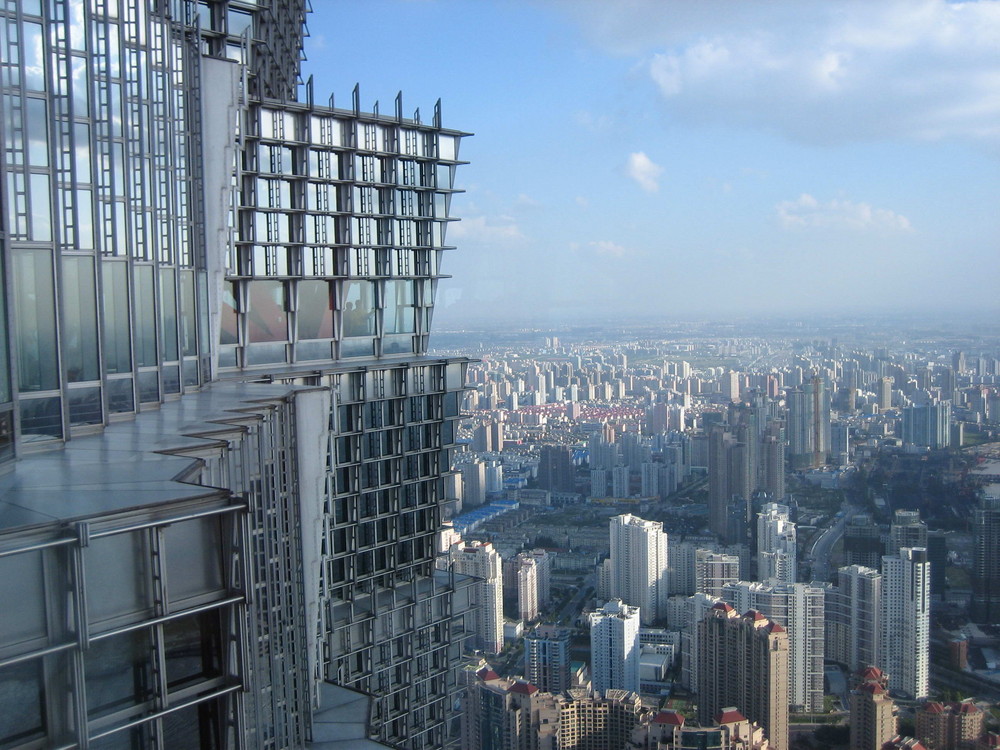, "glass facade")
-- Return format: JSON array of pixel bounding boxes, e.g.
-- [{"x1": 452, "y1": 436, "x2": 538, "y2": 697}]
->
[{"x1": 0, "y1": 2, "x2": 473, "y2": 749}]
